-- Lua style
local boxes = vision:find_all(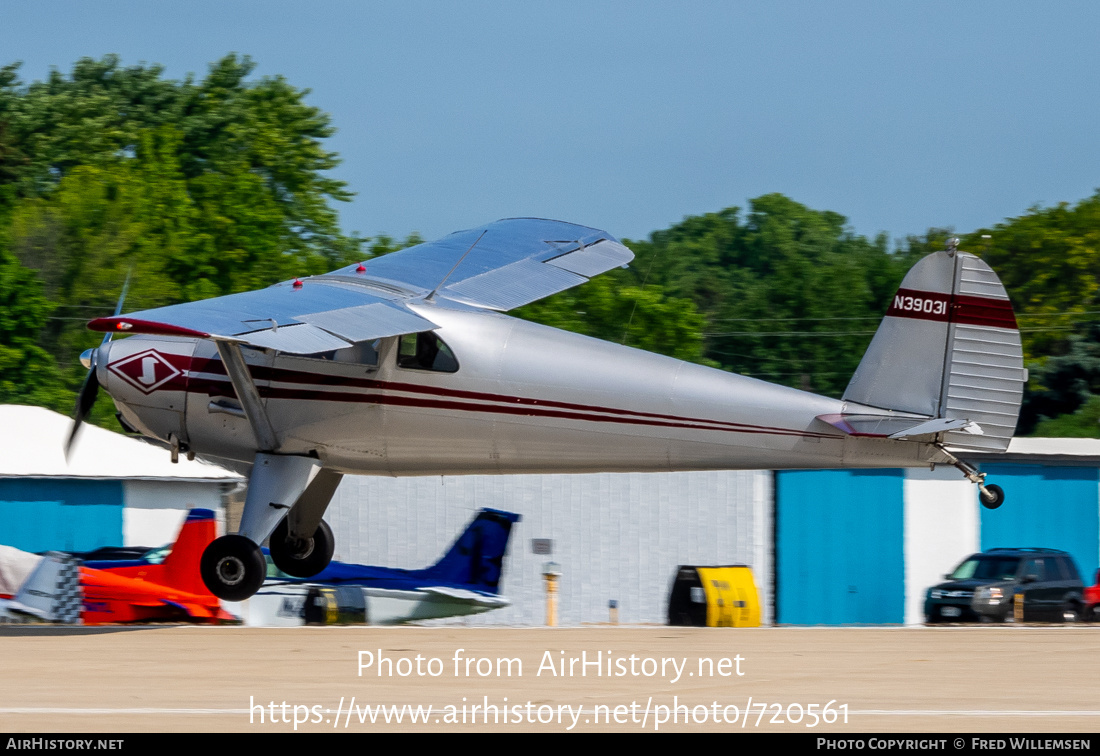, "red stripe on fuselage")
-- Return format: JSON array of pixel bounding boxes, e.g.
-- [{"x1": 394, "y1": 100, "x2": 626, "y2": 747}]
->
[
  {"x1": 183, "y1": 376, "x2": 834, "y2": 439},
  {"x1": 147, "y1": 353, "x2": 839, "y2": 440},
  {"x1": 886, "y1": 288, "x2": 1017, "y2": 330}
]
